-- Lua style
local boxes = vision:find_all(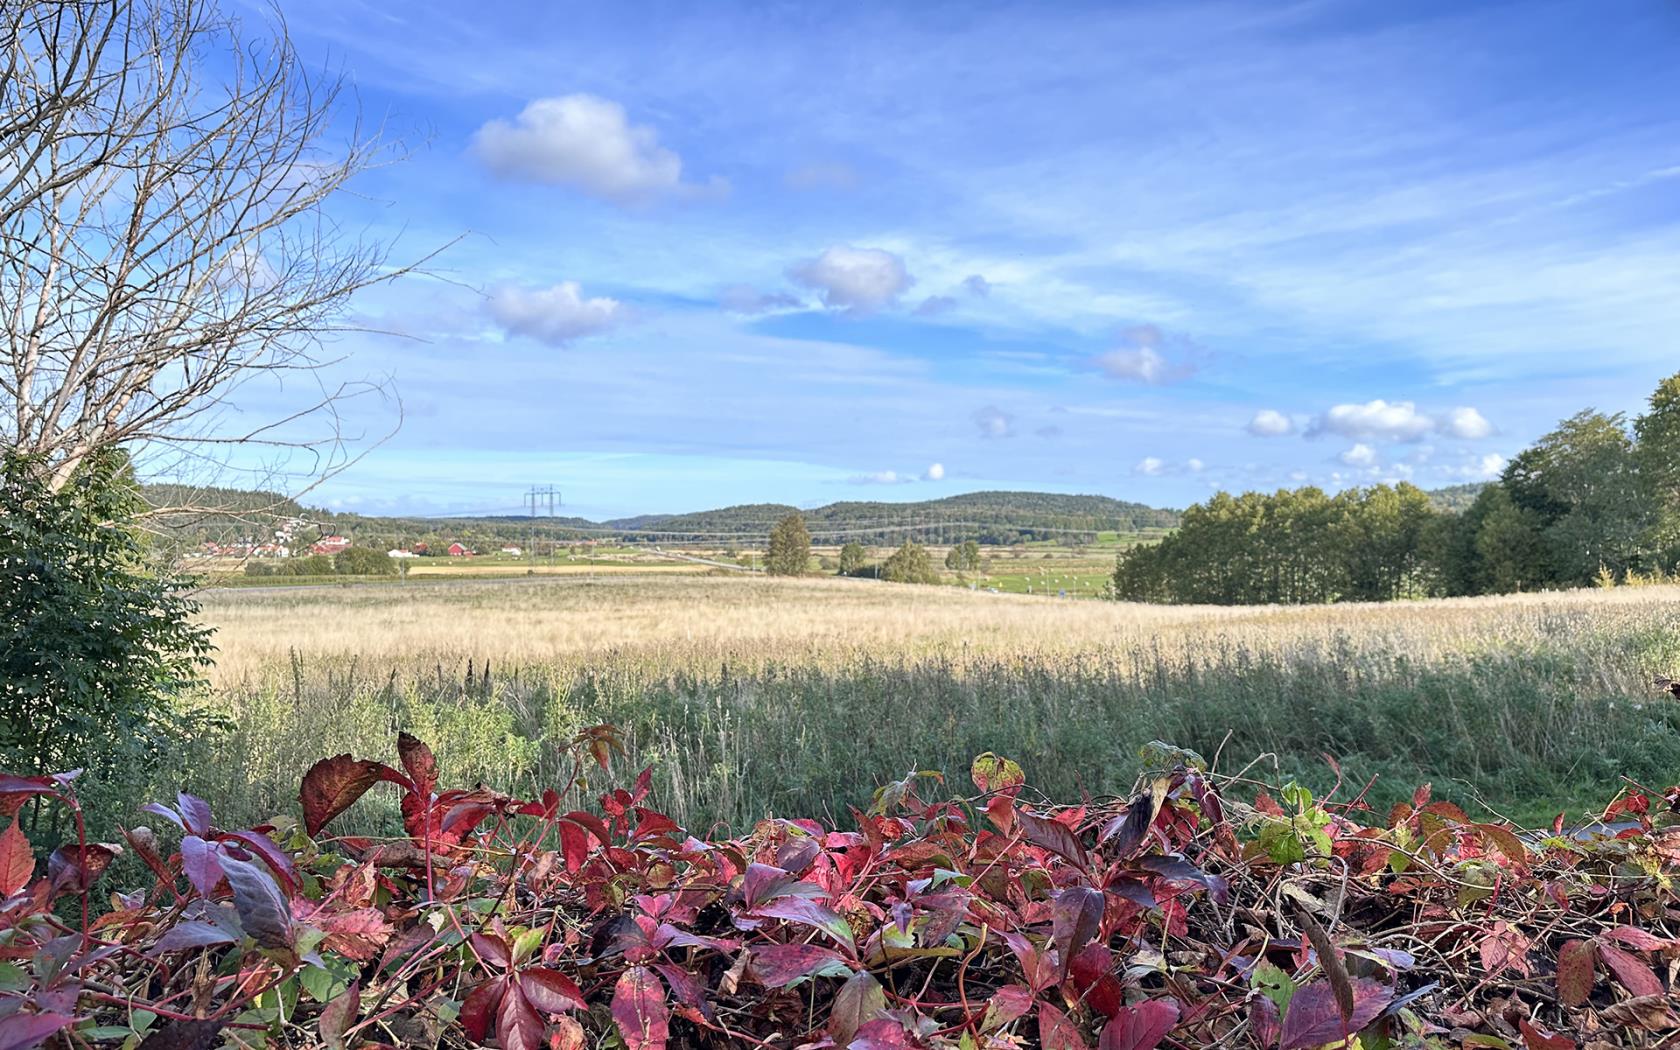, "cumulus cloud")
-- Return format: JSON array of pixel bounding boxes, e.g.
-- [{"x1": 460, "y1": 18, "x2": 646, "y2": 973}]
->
[
  {"x1": 1440, "y1": 406, "x2": 1495, "y2": 440},
  {"x1": 1475, "y1": 452, "x2": 1508, "y2": 478},
  {"x1": 719, "y1": 285, "x2": 804, "y2": 315},
  {"x1": 472, "y1": 94, "x2": 719, "y2": 204},
  {"x1": 1093, "y1": 324, "x2": 1197, "y2": 384},
  {"x1": 1134, "y1": 456, "x2": 1165, "y2": 476},
  {"x1": 787, "y1": 246, "x2": 913, "y2": 312},
  {"x1": 1187, "y1": 458, "x2": 1205, "y2": 472},
  {"x1": 1339, "y1": 443, "x2": 1378, "y2": 467},
  {"x1": 1308, "y1": 400, "x2": 1495, "y2": 443},
  {"x1": 973, "y1": 404, "x2": 1015, "y2": 439},
  {"x1": 487, "y1": 282, "x2": 622, "y2": 346},
  {"x1": 1247, "y1": 409, "x2": 1295, "y2": 437},
  {"x1": 924, "y1": 462, "x2": 946, "y2": 481}
]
